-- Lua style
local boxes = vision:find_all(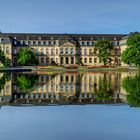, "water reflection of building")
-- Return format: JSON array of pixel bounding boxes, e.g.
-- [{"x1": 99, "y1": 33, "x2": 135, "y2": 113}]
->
[
  {"x1": 0, "y1": 73, "x2": 12, "y2": 103},
  {"x1": 0, "y1": 72, "x2": 138, "y2": 105},
  {"x1": 9, "y1": 72, "x2": 138, "y2": 105}
]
